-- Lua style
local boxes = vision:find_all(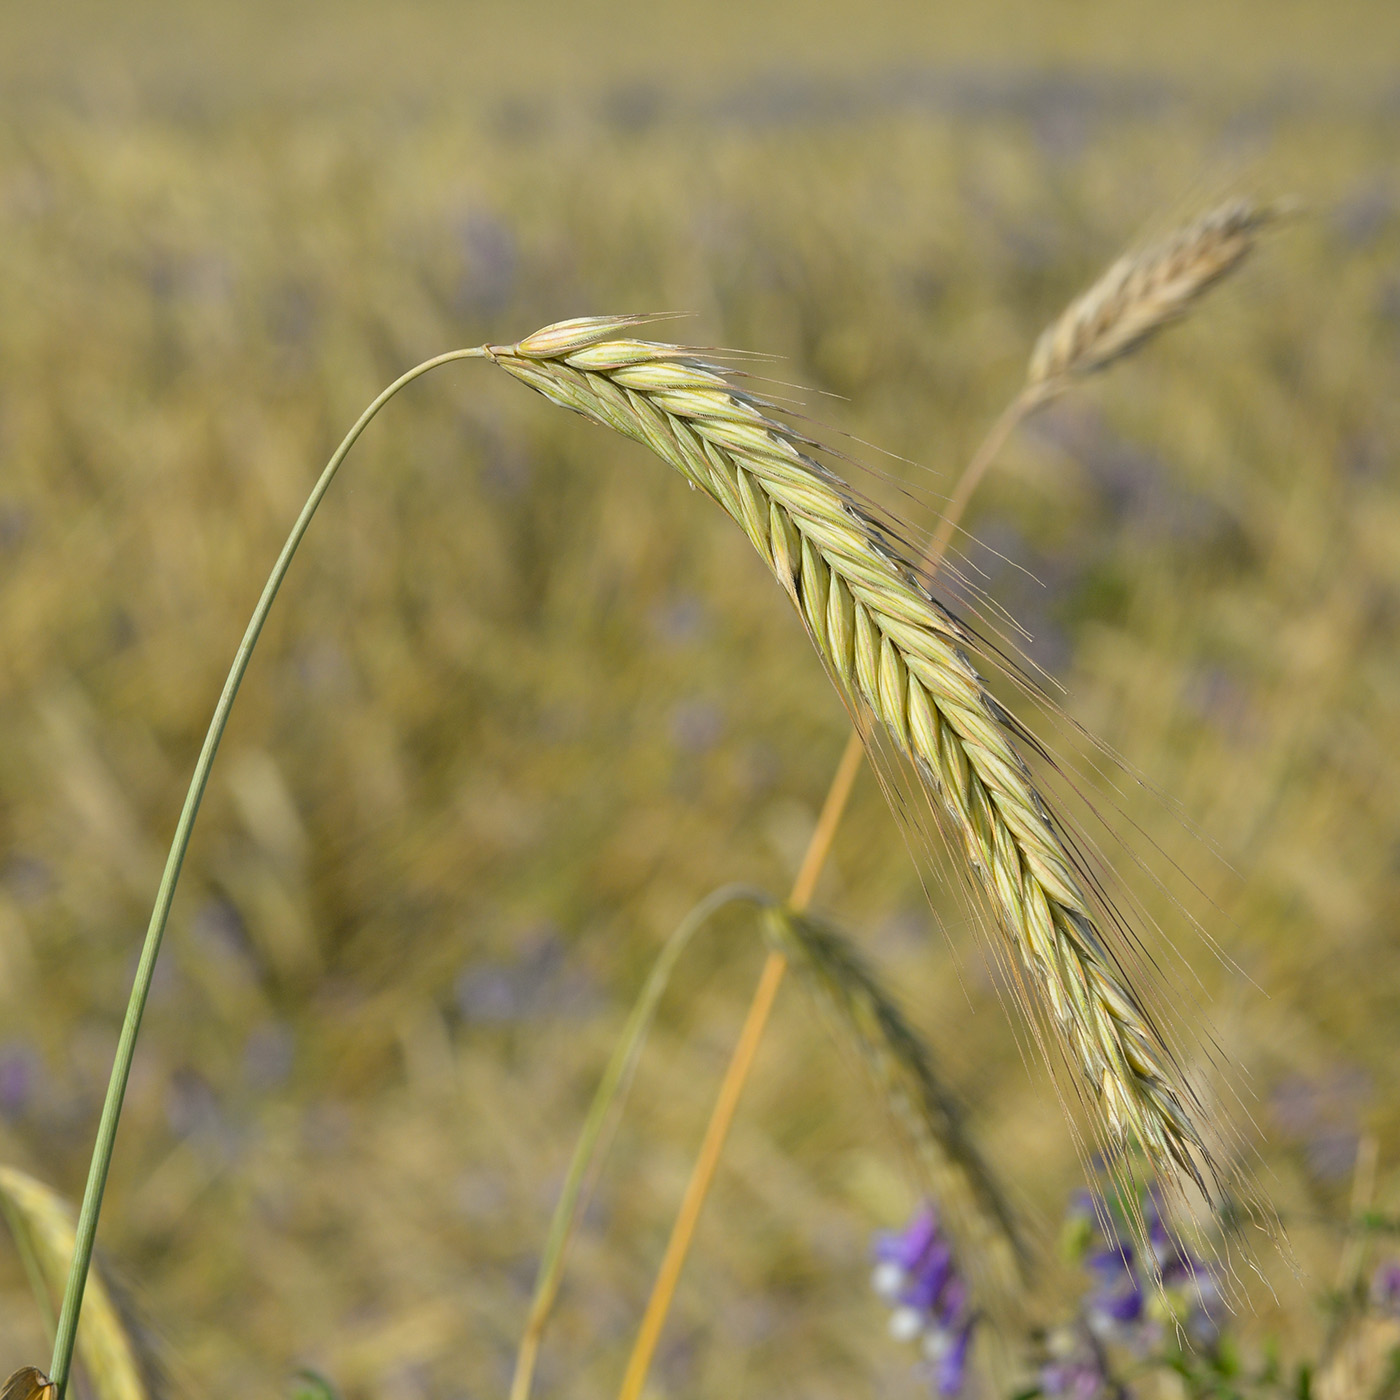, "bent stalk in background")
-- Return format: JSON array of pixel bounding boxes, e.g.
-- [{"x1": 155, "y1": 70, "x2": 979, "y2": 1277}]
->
[{"x1": 508, "y1": 884, "x2": 773, "y2": 1400}]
